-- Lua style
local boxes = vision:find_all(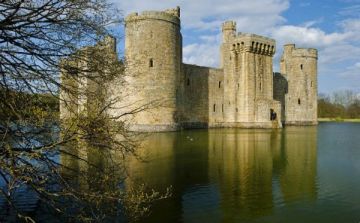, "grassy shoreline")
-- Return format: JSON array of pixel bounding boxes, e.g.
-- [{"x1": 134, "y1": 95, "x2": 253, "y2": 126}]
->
[{"x1": 318, "y1": 118, "x2": 360, "y2": 122}]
